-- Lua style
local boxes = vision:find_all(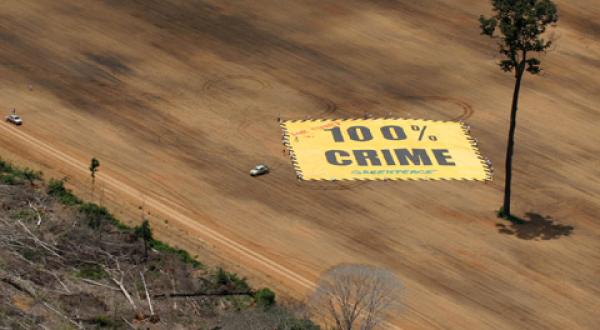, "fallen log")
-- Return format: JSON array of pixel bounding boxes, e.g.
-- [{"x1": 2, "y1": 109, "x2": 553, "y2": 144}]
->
[{"x1": 153, "y1": 290, "x2": 253, "y2": 299}]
